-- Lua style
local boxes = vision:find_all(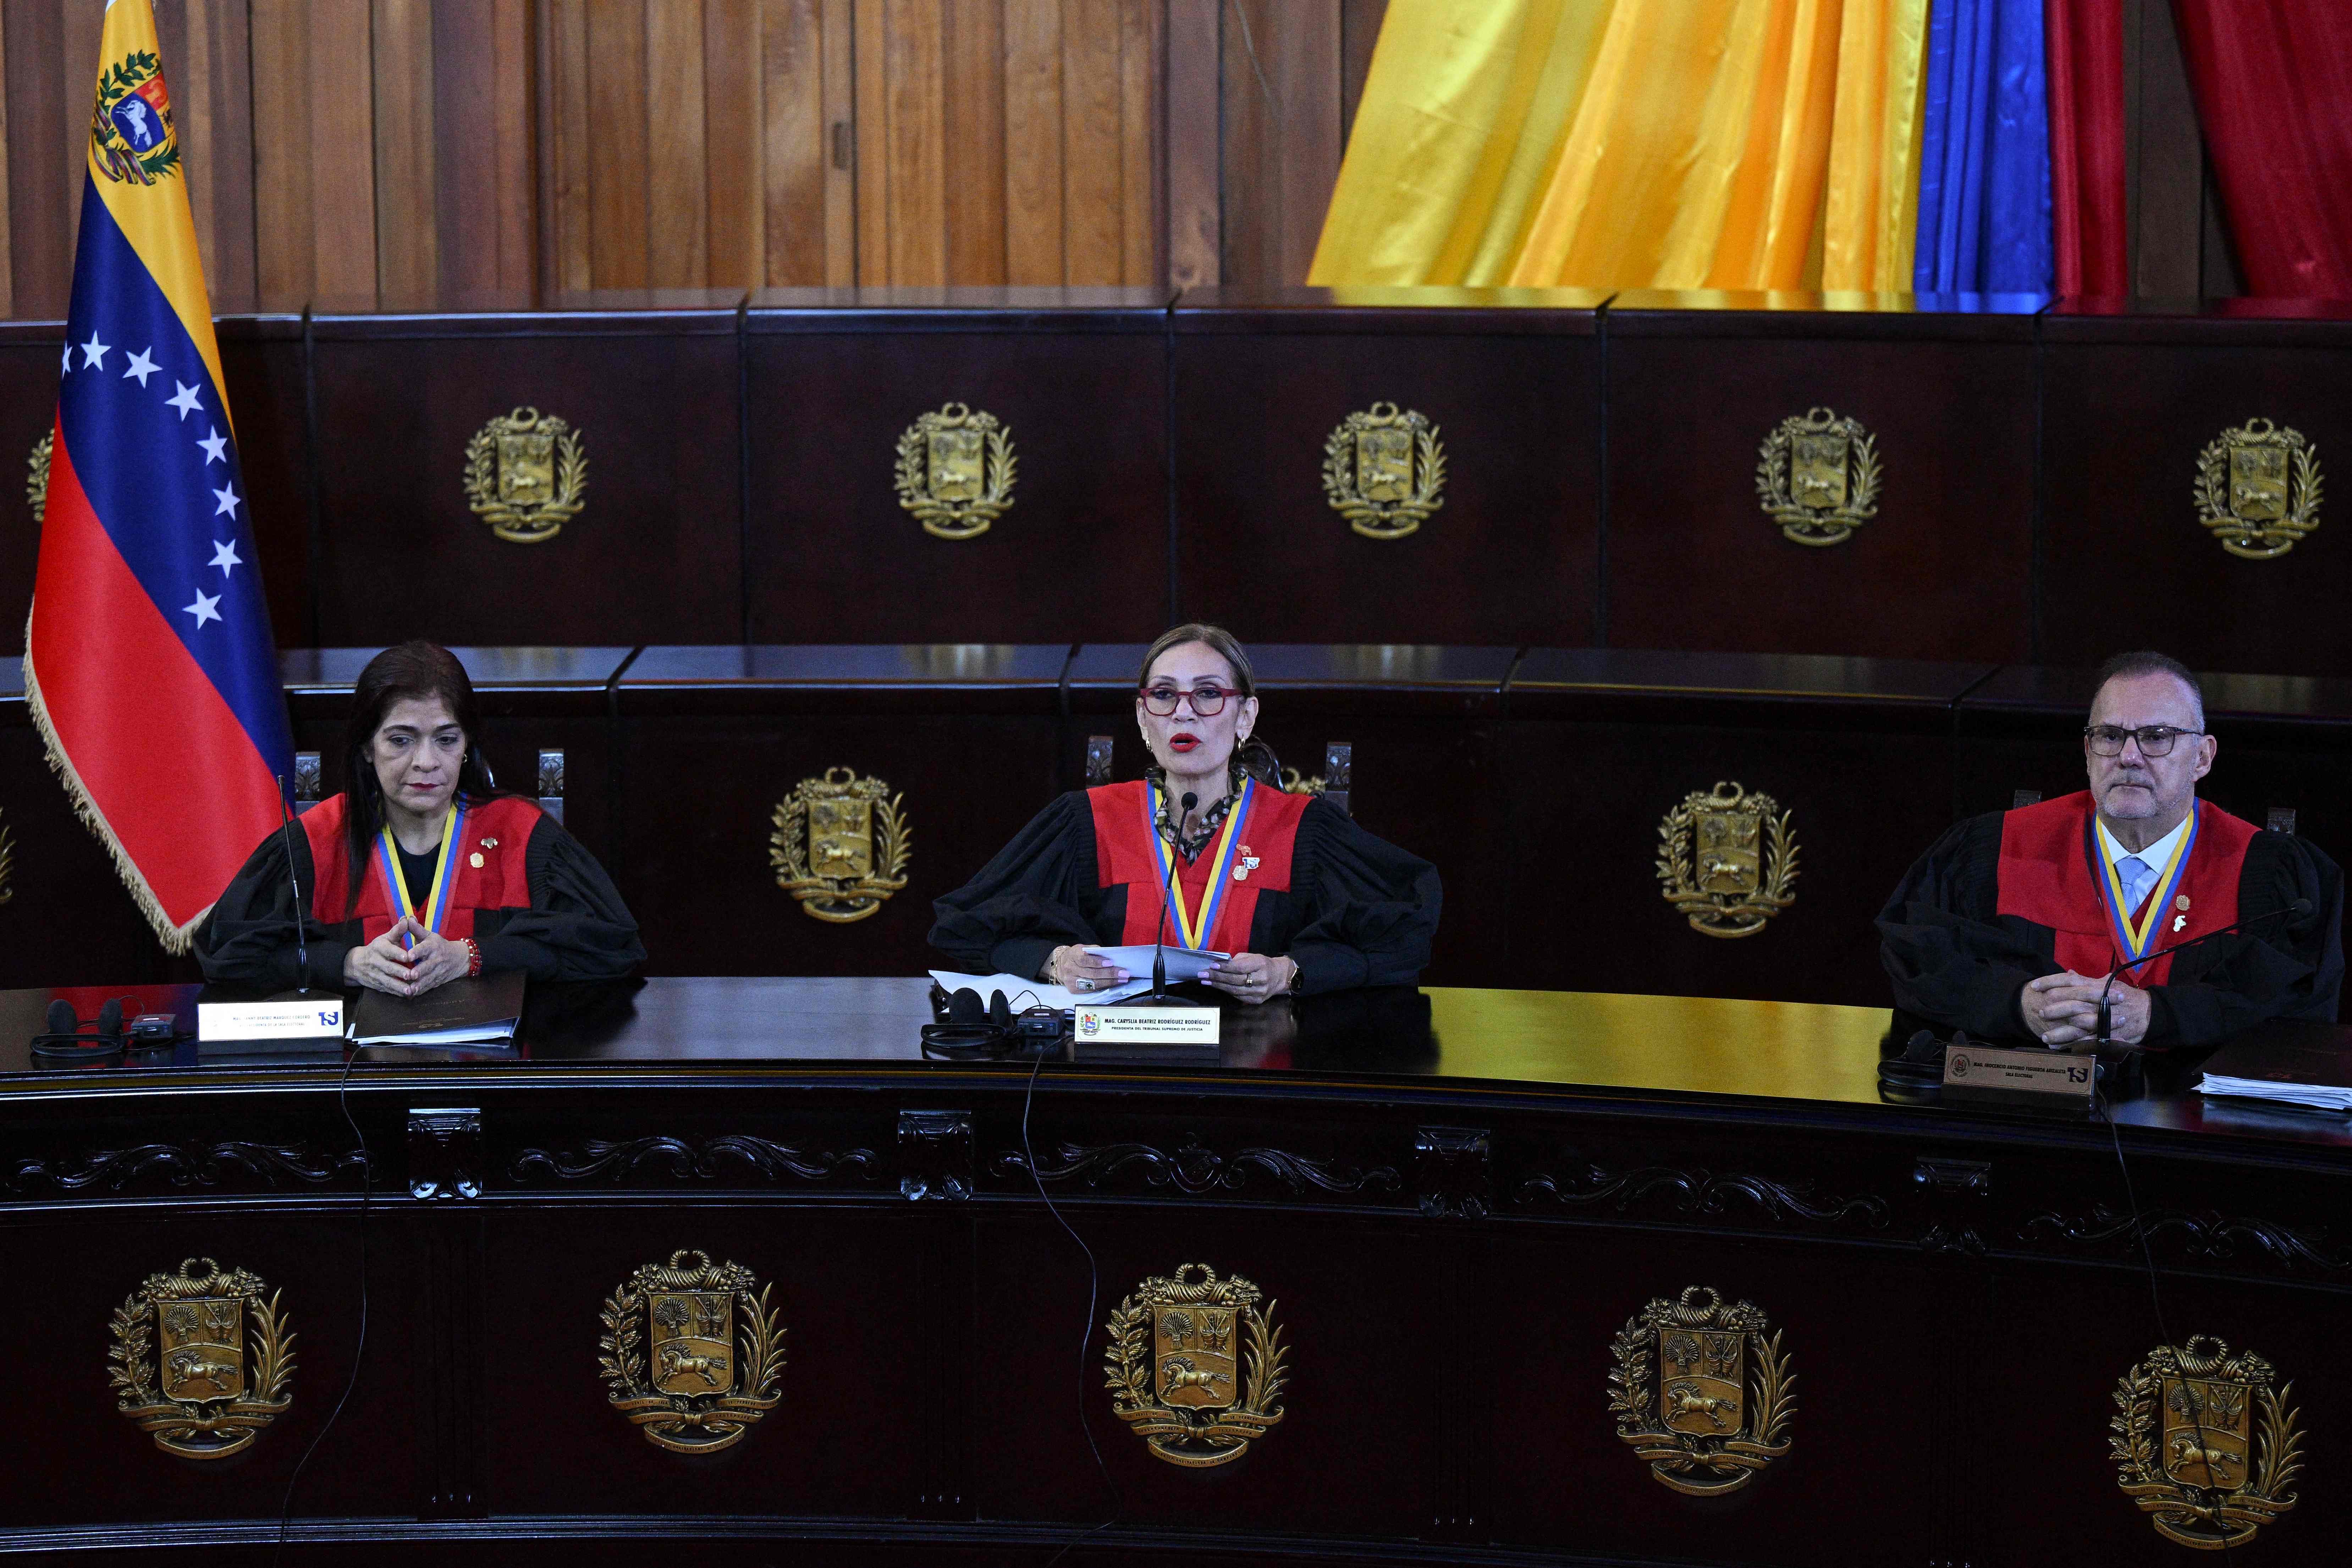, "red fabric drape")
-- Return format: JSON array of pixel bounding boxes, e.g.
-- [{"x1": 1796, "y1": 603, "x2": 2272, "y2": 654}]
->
[
  {"x1": 2045, "y1": 0, "x2": 2129, "y2": 295},
  {"x1": 2172, "y1": 0, "x2": 2352, "y2": 297}
]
